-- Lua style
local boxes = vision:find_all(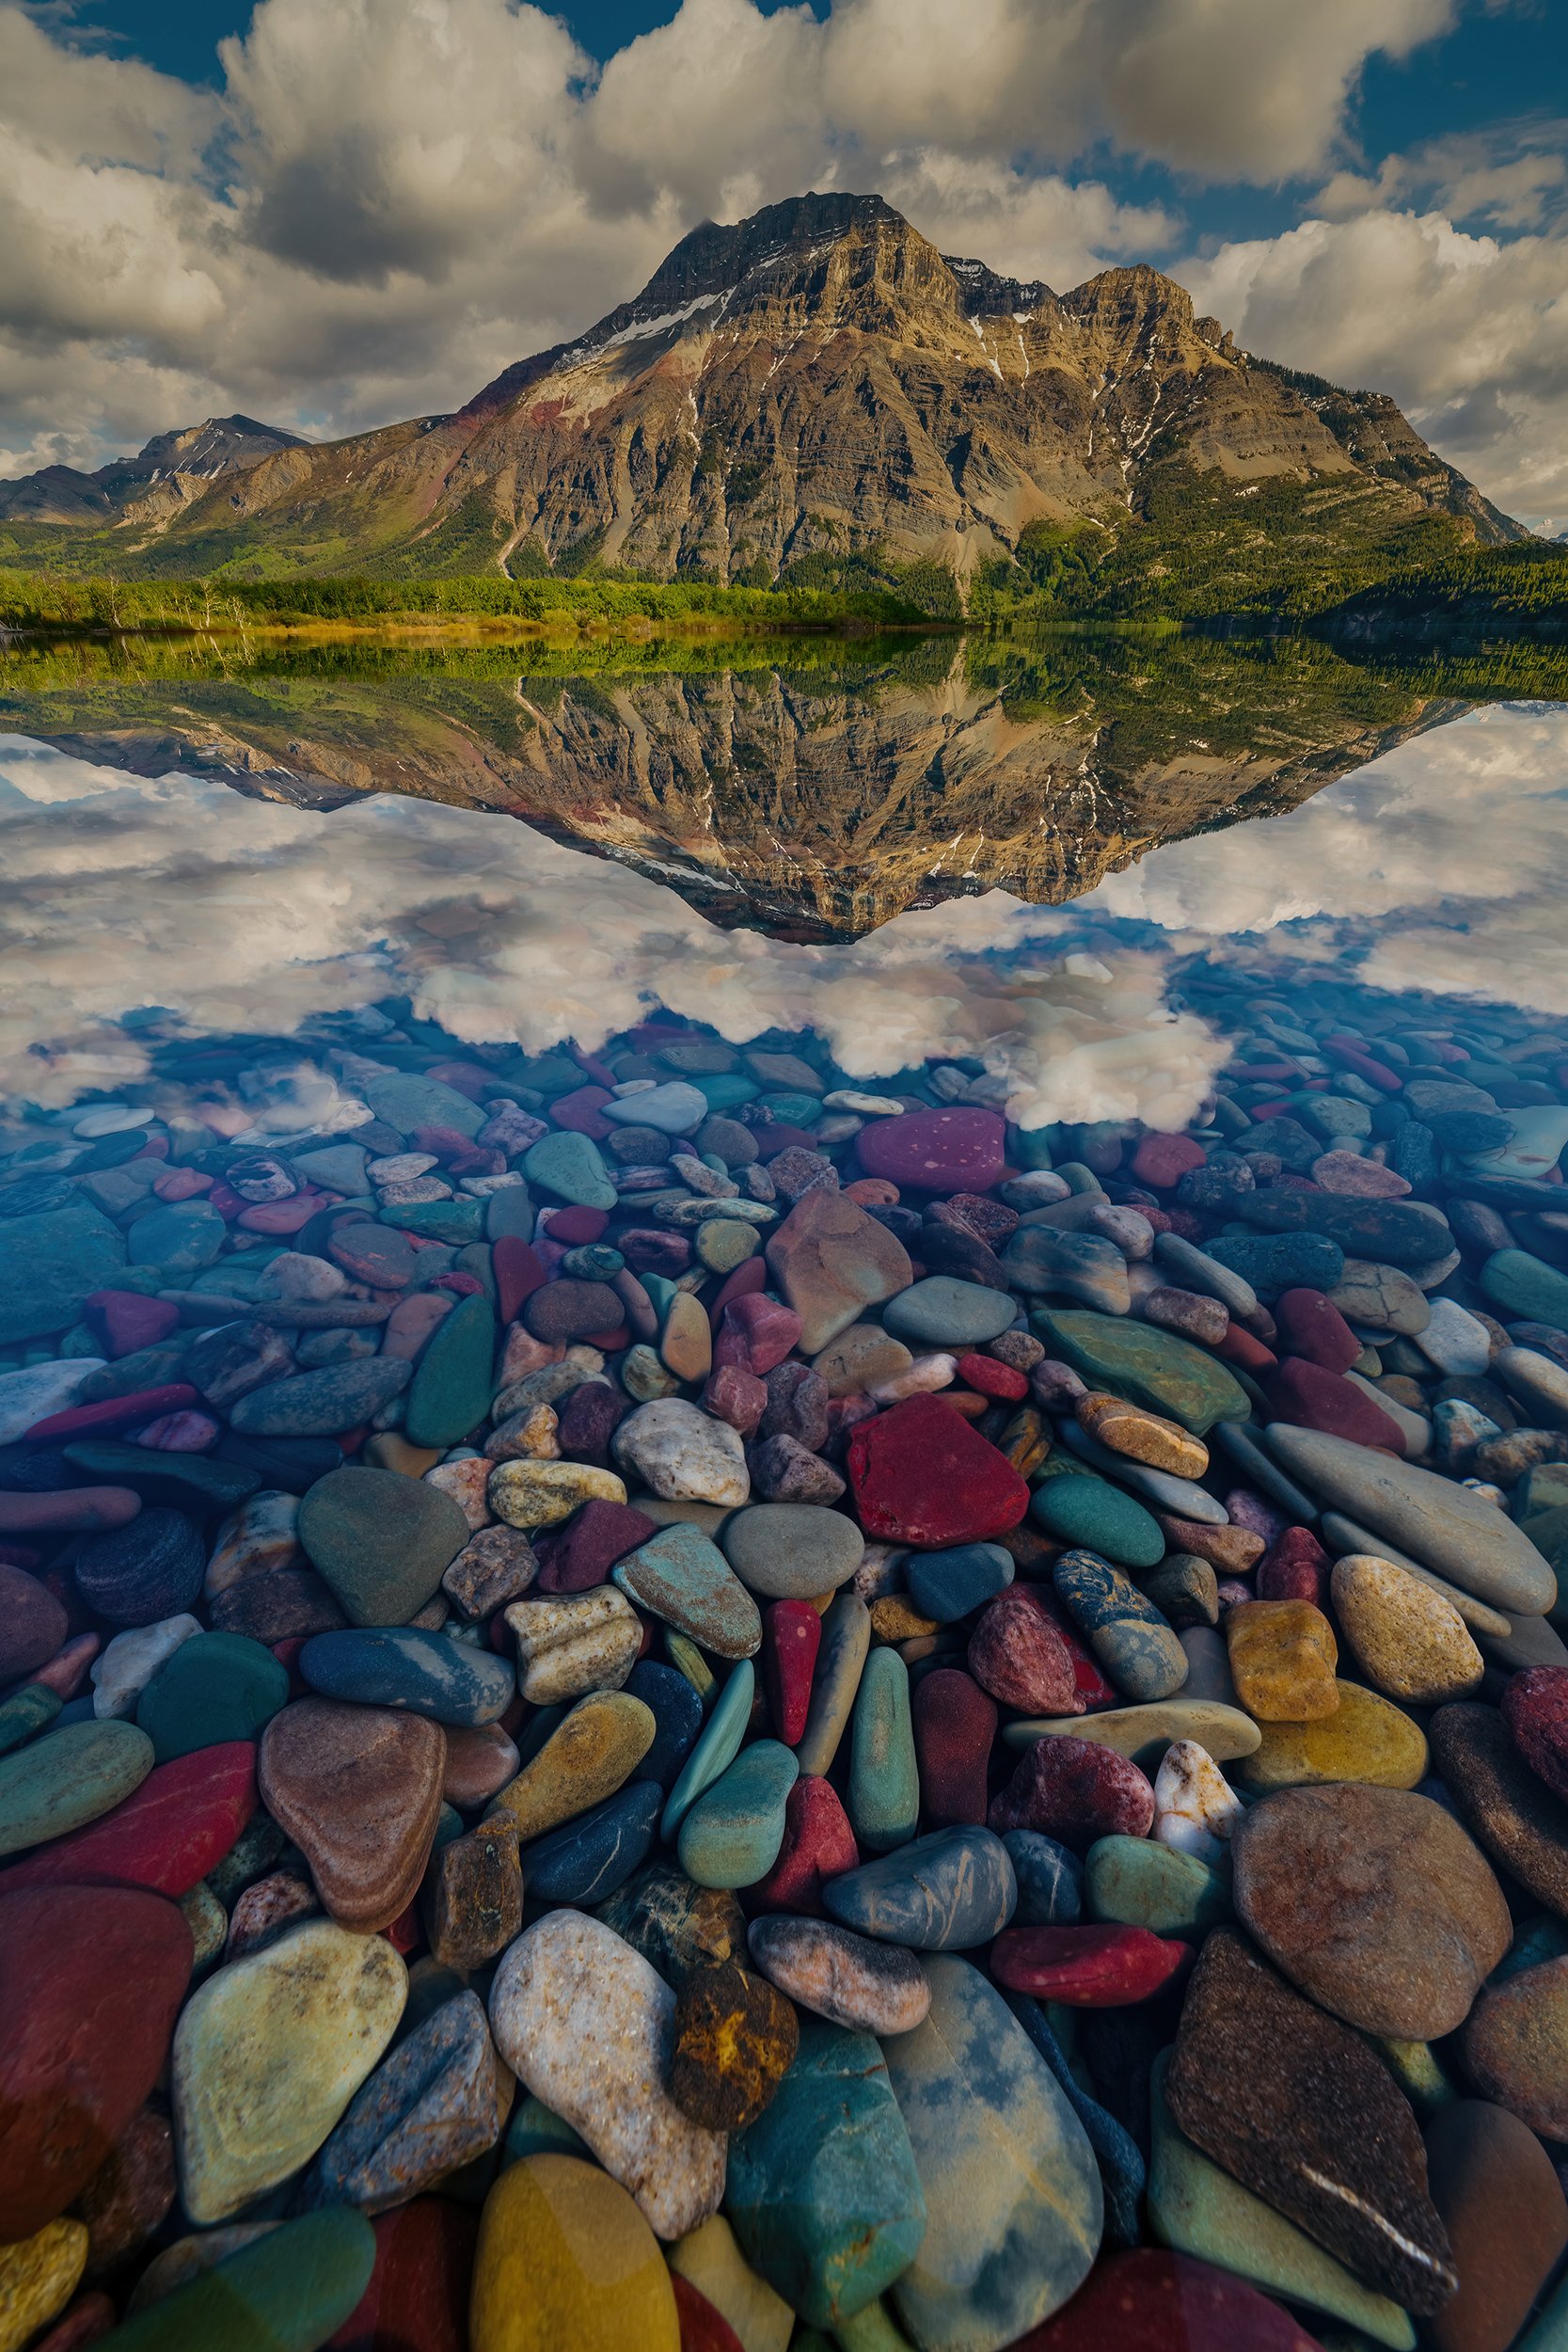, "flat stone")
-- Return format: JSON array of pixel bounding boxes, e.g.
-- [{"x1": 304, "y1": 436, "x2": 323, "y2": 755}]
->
[
  {"x1": 990, "y1": 1920, "x2": 1189, "y2": 2004},
  {"x1": 1033, "y1": 1311, "x2": 1249, "y2": 1437},
  {"x1": 1424, "y1": 2097, "x2": 1568, "y2": 2352},
  {"x1": 1432, "y1": 1702, "x2": 1568, "y2": 1915},
  {"x1": 883, "y1": 1277, "x2": 1017, "y2": 1349},
  {"x1": 229, "y1": 1357, "x2": 411, "y2": 1437},
  {"x1": 795, "y1": 1593, "x2": 869, "y2": 1778},
  {"x1": 0, "y1": 1884, "x2": 191, "y2": 2240},
  {"x1": 0, "y1": 1743, "x2": 257, "y2": 1899},
  {"x1": 846, "y1": 1646, "x2": 918, "y2": 1854},
  {"x1": 0, "y1": 1563, "x2": 69, "y2": 1681},
  {"x1": 613, "y1": 1524, "x2": 761, "y2": 1660},
  {"x1": 1233, "y1": 1783, "x2": 1509, "y2": 2039},
  {"x1": 259, "y1": 1698, "x2": 445, "y2": 1932},
  {"x1": 669, "y1": 1960, "x2": 798, "y2": 2132},
  {"x1": 470, "y1": 2154, "x2": 678, "y2": 2352},
  {"x1": 723, "y1": 2019, "x2": 927, "y2": 2328},
  {"x1": 491, "y1": 1689, "x2": 654, "y2": 1841},
  {"x1": 1206, "y1": 1232, "x2": 1346, "y2": 1299},
  {"x1": 0, "y1": 1200, "x2": 127, "y2": 1346},
  {"x1": 764, "y1": 1190, "x2": 912, "y2": 1353},
  {"x1": 1165, "y1": 1929, "x2": 1455, "y2": 2315},
  {"x1": 1004, "y1": 1226, "x2": 1133, "y2": 1314},
  {"x1": 1237, "y1": 1191, "x2": 1455, "y2": 1269},
  {"x1": 298, "y1": 1465, "x2": 469, "y2": 1627},
  {"x1": 0, "y1": 1718, "x2": 154, "y2": 1858},
  {"x1": 136, "y1": 1631, "x2": 289, "y2": 1762},
  {"x1": 907, "y1": 1539, "x2": 1013, "y2": 1624},
  {"x1": 1239, "y1": 1679, "x2": 1429, "y2": 1792},
  {"x1": 881, "y1": 1955, "x2": 1101, "y2": 2345},
  {"x1": 823, "y1": 1824, "x2": 1017, "y2": 1948},
  {"x1": 847, "y1": 1392, "x2": 1029, "y2": 1546},
  {"x1": 106, "y1": 2209, "x2": 377, "y2": 2352},
  {"x1": 856, "y1": 1106, "x2": 1005, "y2": 1196},
  {"x1": 721, "y1": 1502, "x2": 863, "y2": 1601},
  {"x1": 1146, "y1": 2052, "x2": 1417, "y2": 2349},
  {"x1": 404, "y1": 1293, "x2": 497, "y2": 1449},
  {"x1": 999, "y1": 1697, "x2": 1259, "y2": 1766},
  {"x1": 746, "y1": 1915, "x2": 929, "y2": 2035},
  {"x1": 488, "y1": 1909, "x2": 725, "y2": 2240},
  {"x1": 911, "y1": 1666, "x2": 996, "y2": 1826},
  {"x1": 172, "y1": 1917, "x2": 406, "y2": 2223},
  {"x1": 297, "y1": 1627, "x2": 514, "y2": 1724},
  {"x1": 1330, "y1": 1258, "x2": 1432, "y2": 1335}
]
